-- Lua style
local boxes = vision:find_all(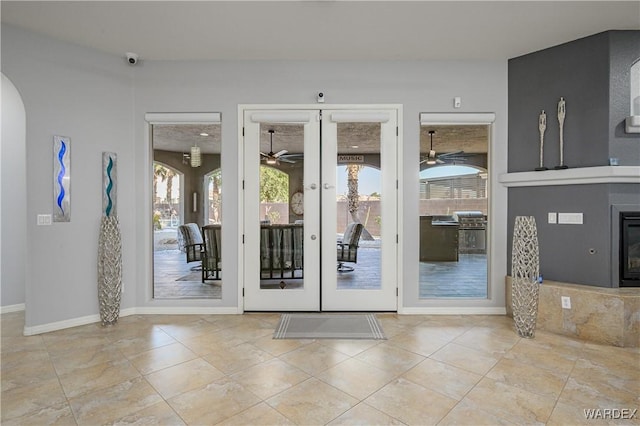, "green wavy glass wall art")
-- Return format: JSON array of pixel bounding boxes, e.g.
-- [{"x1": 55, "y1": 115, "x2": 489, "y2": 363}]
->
[{"x1": 102, "y1": 152, "x2": 117, "y2": 217}]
